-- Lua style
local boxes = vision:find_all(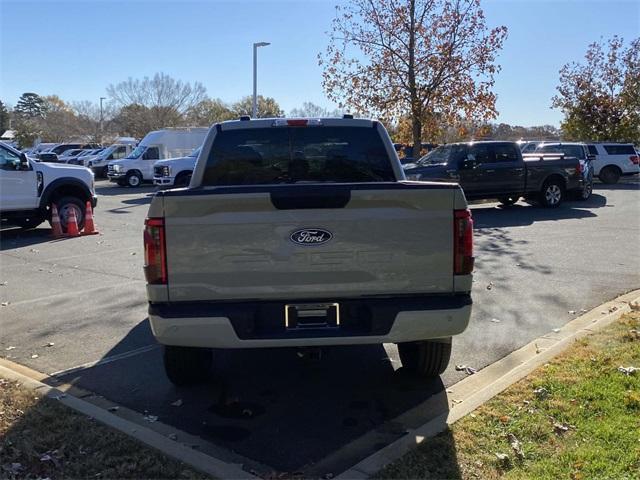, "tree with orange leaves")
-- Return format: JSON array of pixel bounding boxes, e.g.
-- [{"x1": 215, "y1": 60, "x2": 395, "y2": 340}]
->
[{"x1": 319, "y1": 0, "x2": 507, "y2": 159}]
